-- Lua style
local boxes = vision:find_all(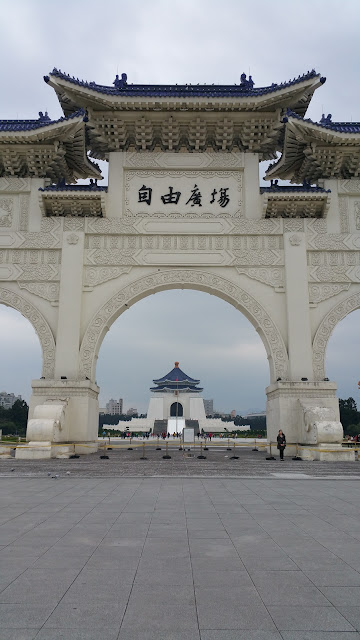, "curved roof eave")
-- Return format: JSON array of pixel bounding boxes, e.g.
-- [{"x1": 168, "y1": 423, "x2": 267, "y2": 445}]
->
[
  {"x1": 45, "y1": 70, "x2": 324, "y2": 118},
  {"x1": 265, "y1": 113, "x2": 360, "y2": 181}
]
